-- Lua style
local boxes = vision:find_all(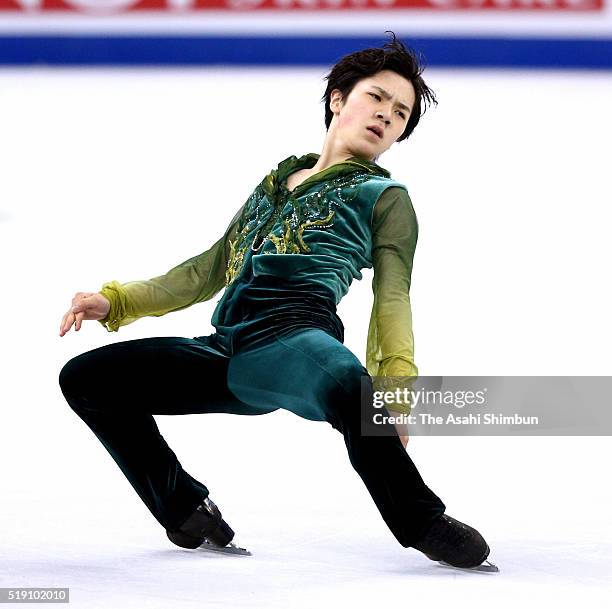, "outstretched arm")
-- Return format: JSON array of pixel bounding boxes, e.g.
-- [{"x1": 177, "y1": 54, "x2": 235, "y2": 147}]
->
[
  {"x1": 366, "y1": 186, "x2": 419, "y2": 429},
  {"x1": 98, "y1": 202, "x2": 246, "y2": 332}
]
